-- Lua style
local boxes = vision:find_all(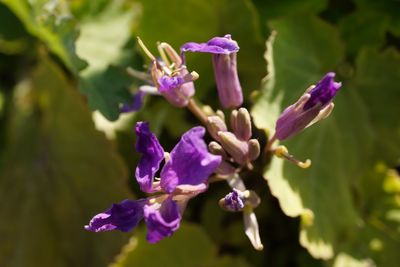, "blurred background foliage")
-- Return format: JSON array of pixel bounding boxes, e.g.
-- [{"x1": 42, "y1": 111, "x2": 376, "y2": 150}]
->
[{"x1": 0, "y1": 0, "x2": 399, "y2": 266}]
